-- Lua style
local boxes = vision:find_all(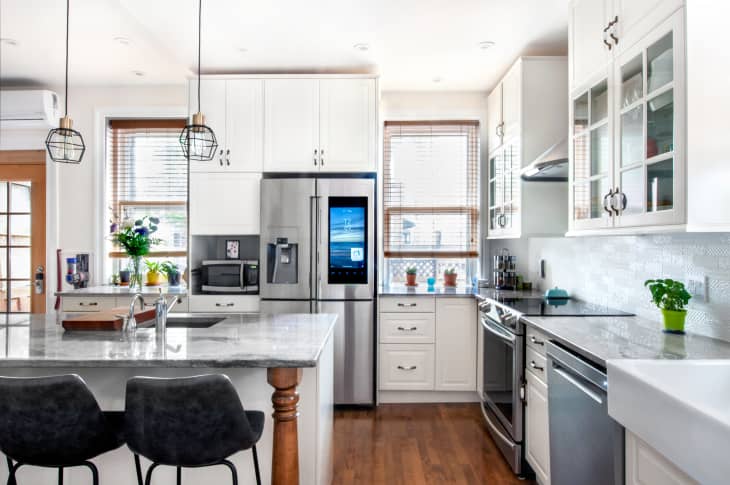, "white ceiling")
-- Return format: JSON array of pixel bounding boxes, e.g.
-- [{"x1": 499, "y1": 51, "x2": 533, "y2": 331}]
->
[{"x1": 0, "y1": 0, "x2": 569, "y2": 92}]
